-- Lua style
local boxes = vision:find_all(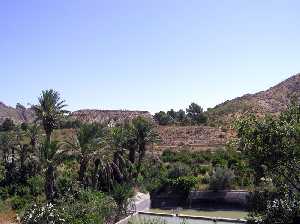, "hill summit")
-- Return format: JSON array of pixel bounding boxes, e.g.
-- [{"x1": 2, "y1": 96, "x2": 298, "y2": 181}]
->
[{"x1": 207, "y1": 73, "x2": 300, "y2": 126}]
